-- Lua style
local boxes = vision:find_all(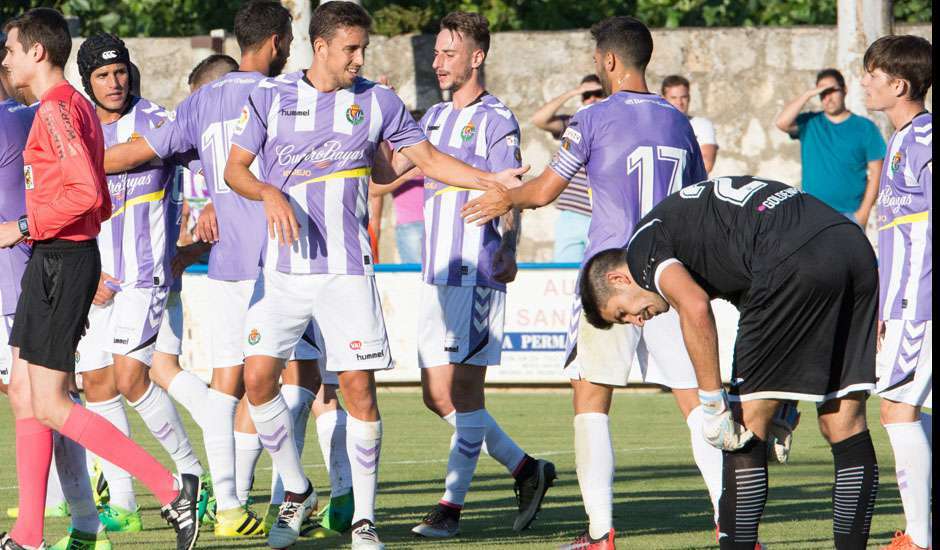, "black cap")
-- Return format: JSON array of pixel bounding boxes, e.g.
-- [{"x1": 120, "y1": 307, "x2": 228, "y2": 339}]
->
[{"x1": 77, "y1": 33, "x2": 132, "y2": 107}]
